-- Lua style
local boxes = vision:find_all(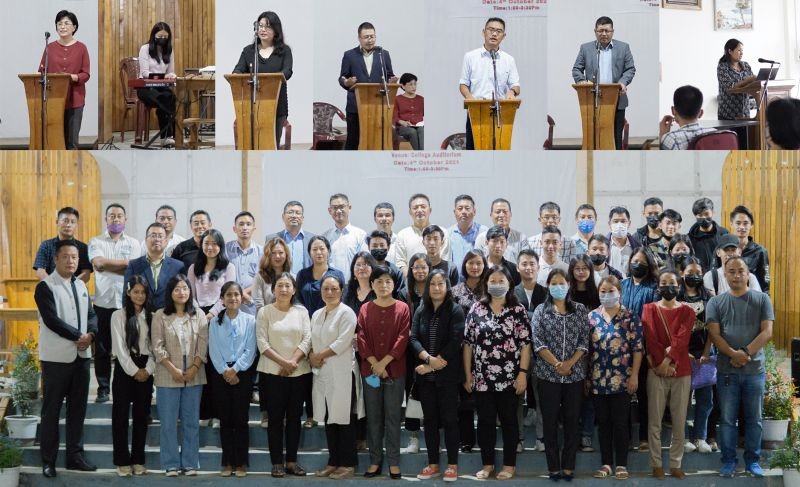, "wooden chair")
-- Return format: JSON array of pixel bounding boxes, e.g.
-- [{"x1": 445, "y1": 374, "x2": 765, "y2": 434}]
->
[
  {"x1": 543, "y1": 115, "x2": 555, "y2": 149},
  {"x1": 440, "y1": 133, "x2": 466, "y2": 150},
  {"x1": 118, "y1": 57, "x2": 152, "y2": 143},
  {"x1": 312, "y1": 102, "x2": 347, "y2": 150},
  {"x1": 688, "y1": 130, "x2": 739, "y2": 150}
]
